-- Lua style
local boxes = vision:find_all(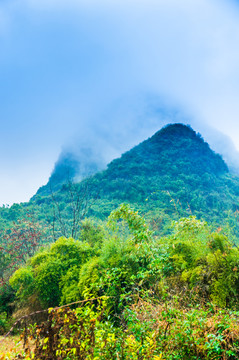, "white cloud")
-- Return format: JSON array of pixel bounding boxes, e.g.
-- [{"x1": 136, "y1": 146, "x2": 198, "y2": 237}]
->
[{"x1": 115, "y1": 0, "x2": 239, "y2": 147}]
